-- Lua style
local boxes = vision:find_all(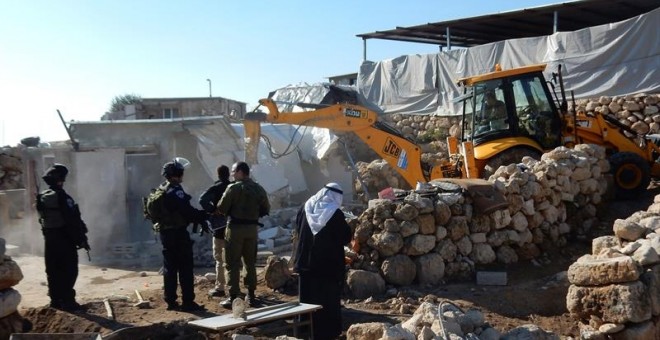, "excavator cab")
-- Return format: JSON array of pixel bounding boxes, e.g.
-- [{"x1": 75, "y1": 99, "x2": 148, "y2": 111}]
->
[{"x1": 458, "y1": 64, "x2": 564, "y2": 177}]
